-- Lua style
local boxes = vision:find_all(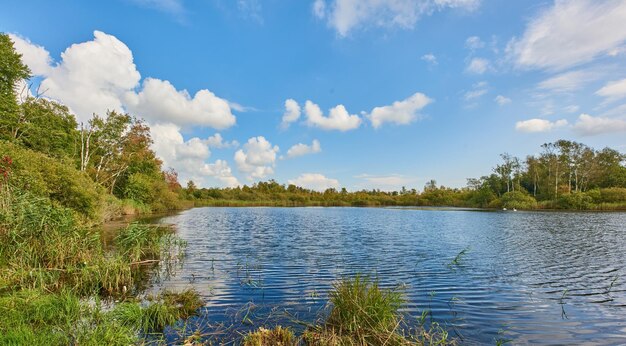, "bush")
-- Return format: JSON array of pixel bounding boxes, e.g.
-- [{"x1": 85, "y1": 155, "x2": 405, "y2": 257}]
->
[
  {"x1": 556, "y1": 192, "x2": 593, "y2": 210},
  {"x1": 122, "y1": 172, "x2": 185, "y2": 212},
  {"x1": 0, "y1": 140, "x2": 106, "y2": 219},
  {"x1": 500, "y1": 191, "x2": 537, "y2": 209},
  {"x1": 598, "y1": 188, "x2": 626, "y2": 203}
]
